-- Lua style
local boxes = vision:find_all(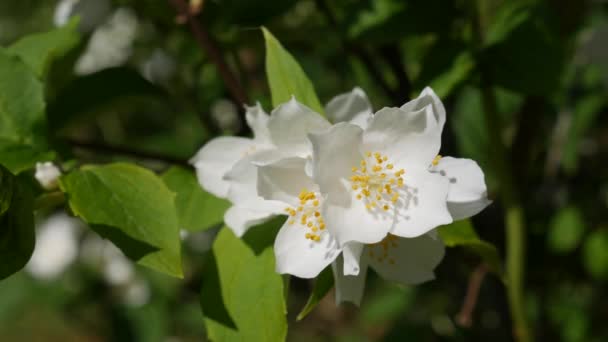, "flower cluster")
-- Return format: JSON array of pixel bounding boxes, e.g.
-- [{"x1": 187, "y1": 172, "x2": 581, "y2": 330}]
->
[{"x1": 191, "y1": 87, "x2": 490, "y2": 304}]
